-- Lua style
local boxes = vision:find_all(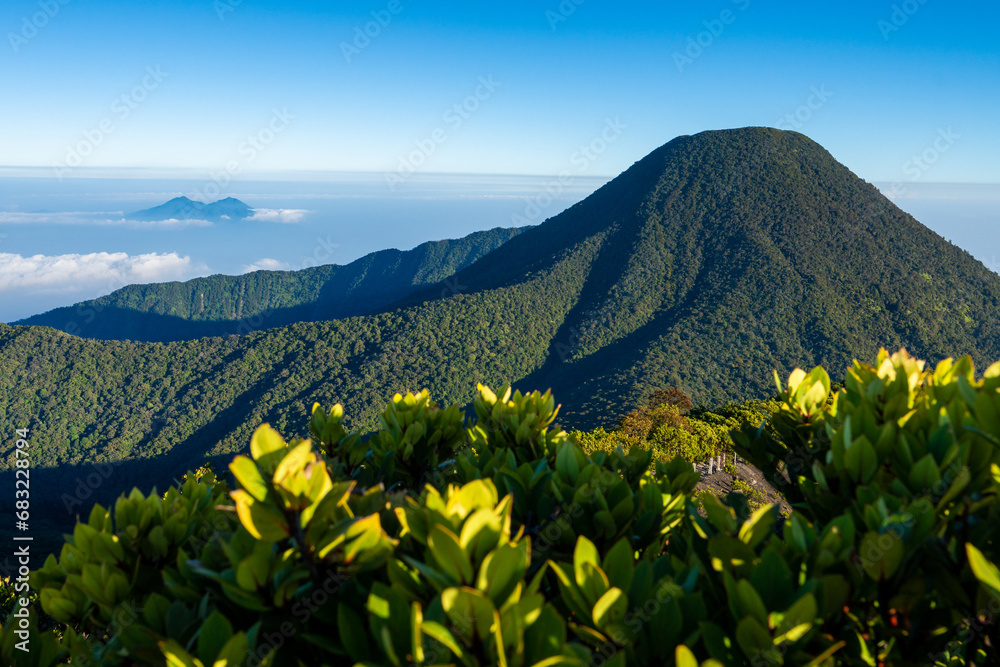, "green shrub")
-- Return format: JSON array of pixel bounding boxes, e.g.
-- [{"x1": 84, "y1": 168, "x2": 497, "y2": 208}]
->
[
  {"x1": 617, "y1": 397, "x2": 689, "y2": 441},
  {"x1": 0, "y1": 579, "x2": 24, "y2": 629},
  {"x1": 733, "y1": 348, "x2": 1000, "y2": 662},
  {"x1": 4, "y1": 349, "x2": 1000, "y2": 665},
  {"x1": 569, "y1": 427, "x2": 643, "y2": 459},
  {"x1": 309, "y1": 388, "x2": 465, "y2": 490},
  {"x1": 648, "y1": 421, "x2": 722, "y2": 463},
  {"x1": 577, "y1": 389, "x2": 779, "y2": 467},
  {"x1": 730, "y1": 479, "x2": 767, "y2": 513}
]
